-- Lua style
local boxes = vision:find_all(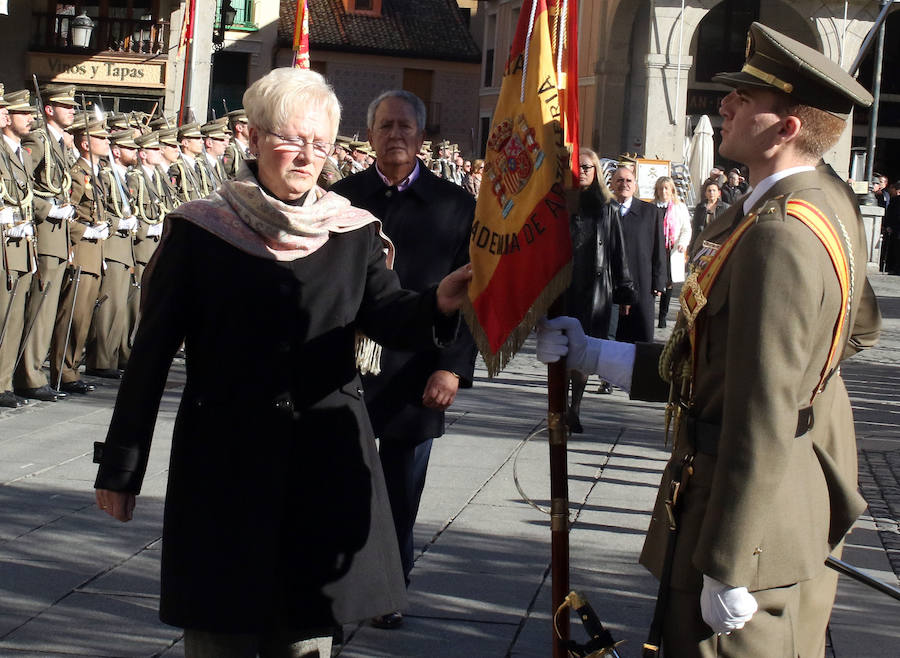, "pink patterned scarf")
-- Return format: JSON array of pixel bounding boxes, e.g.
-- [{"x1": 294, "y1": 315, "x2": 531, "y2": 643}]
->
[{"x1": 662, "y1": 201, "x2": 677, "y2": 250}]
